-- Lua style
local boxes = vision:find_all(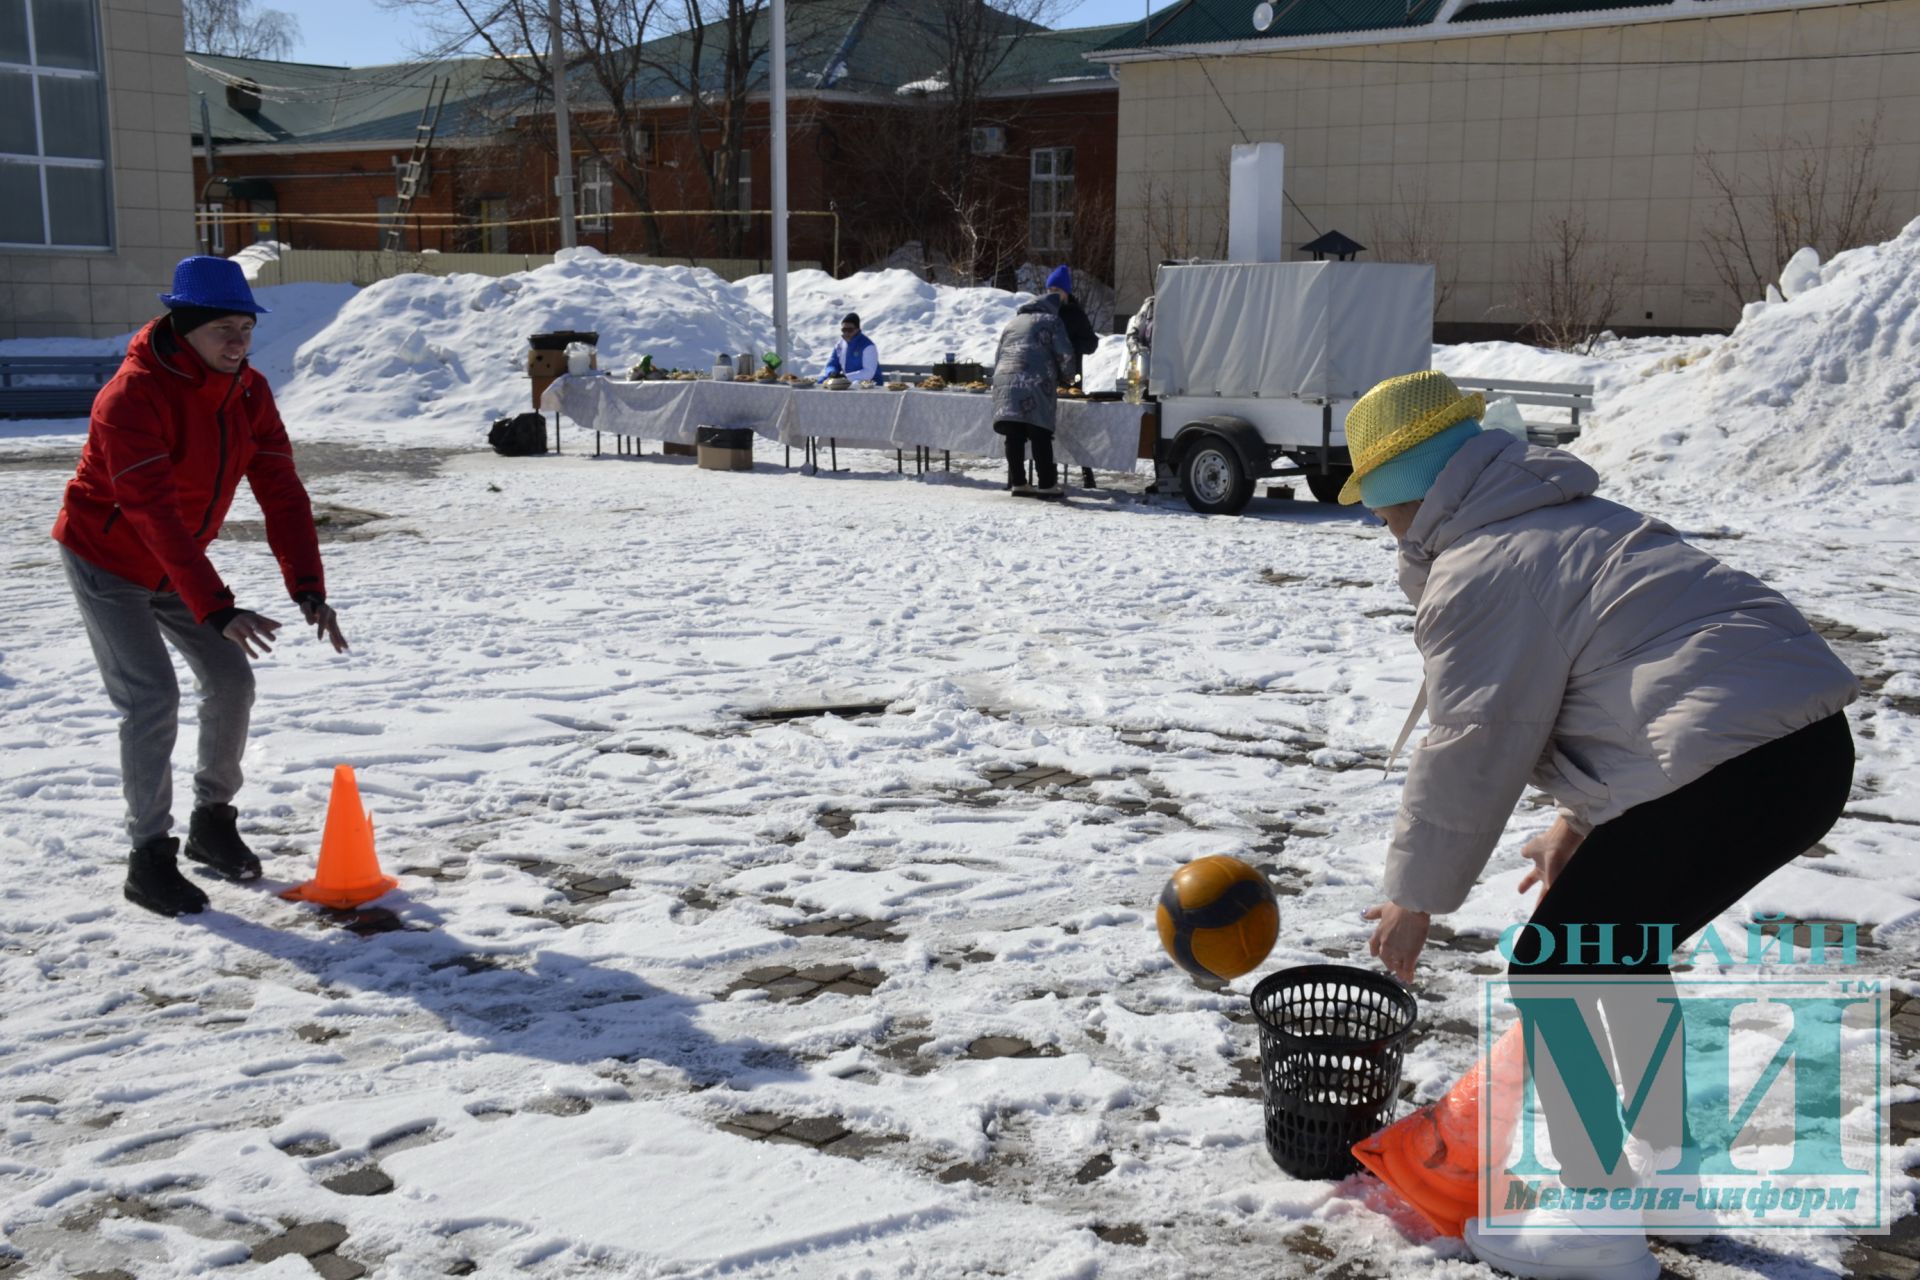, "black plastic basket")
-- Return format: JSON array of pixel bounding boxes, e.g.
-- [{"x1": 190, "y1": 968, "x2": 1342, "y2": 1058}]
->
[{"x1": 1251, "y1": 963, "x2": 1418, "y2": 1179}]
